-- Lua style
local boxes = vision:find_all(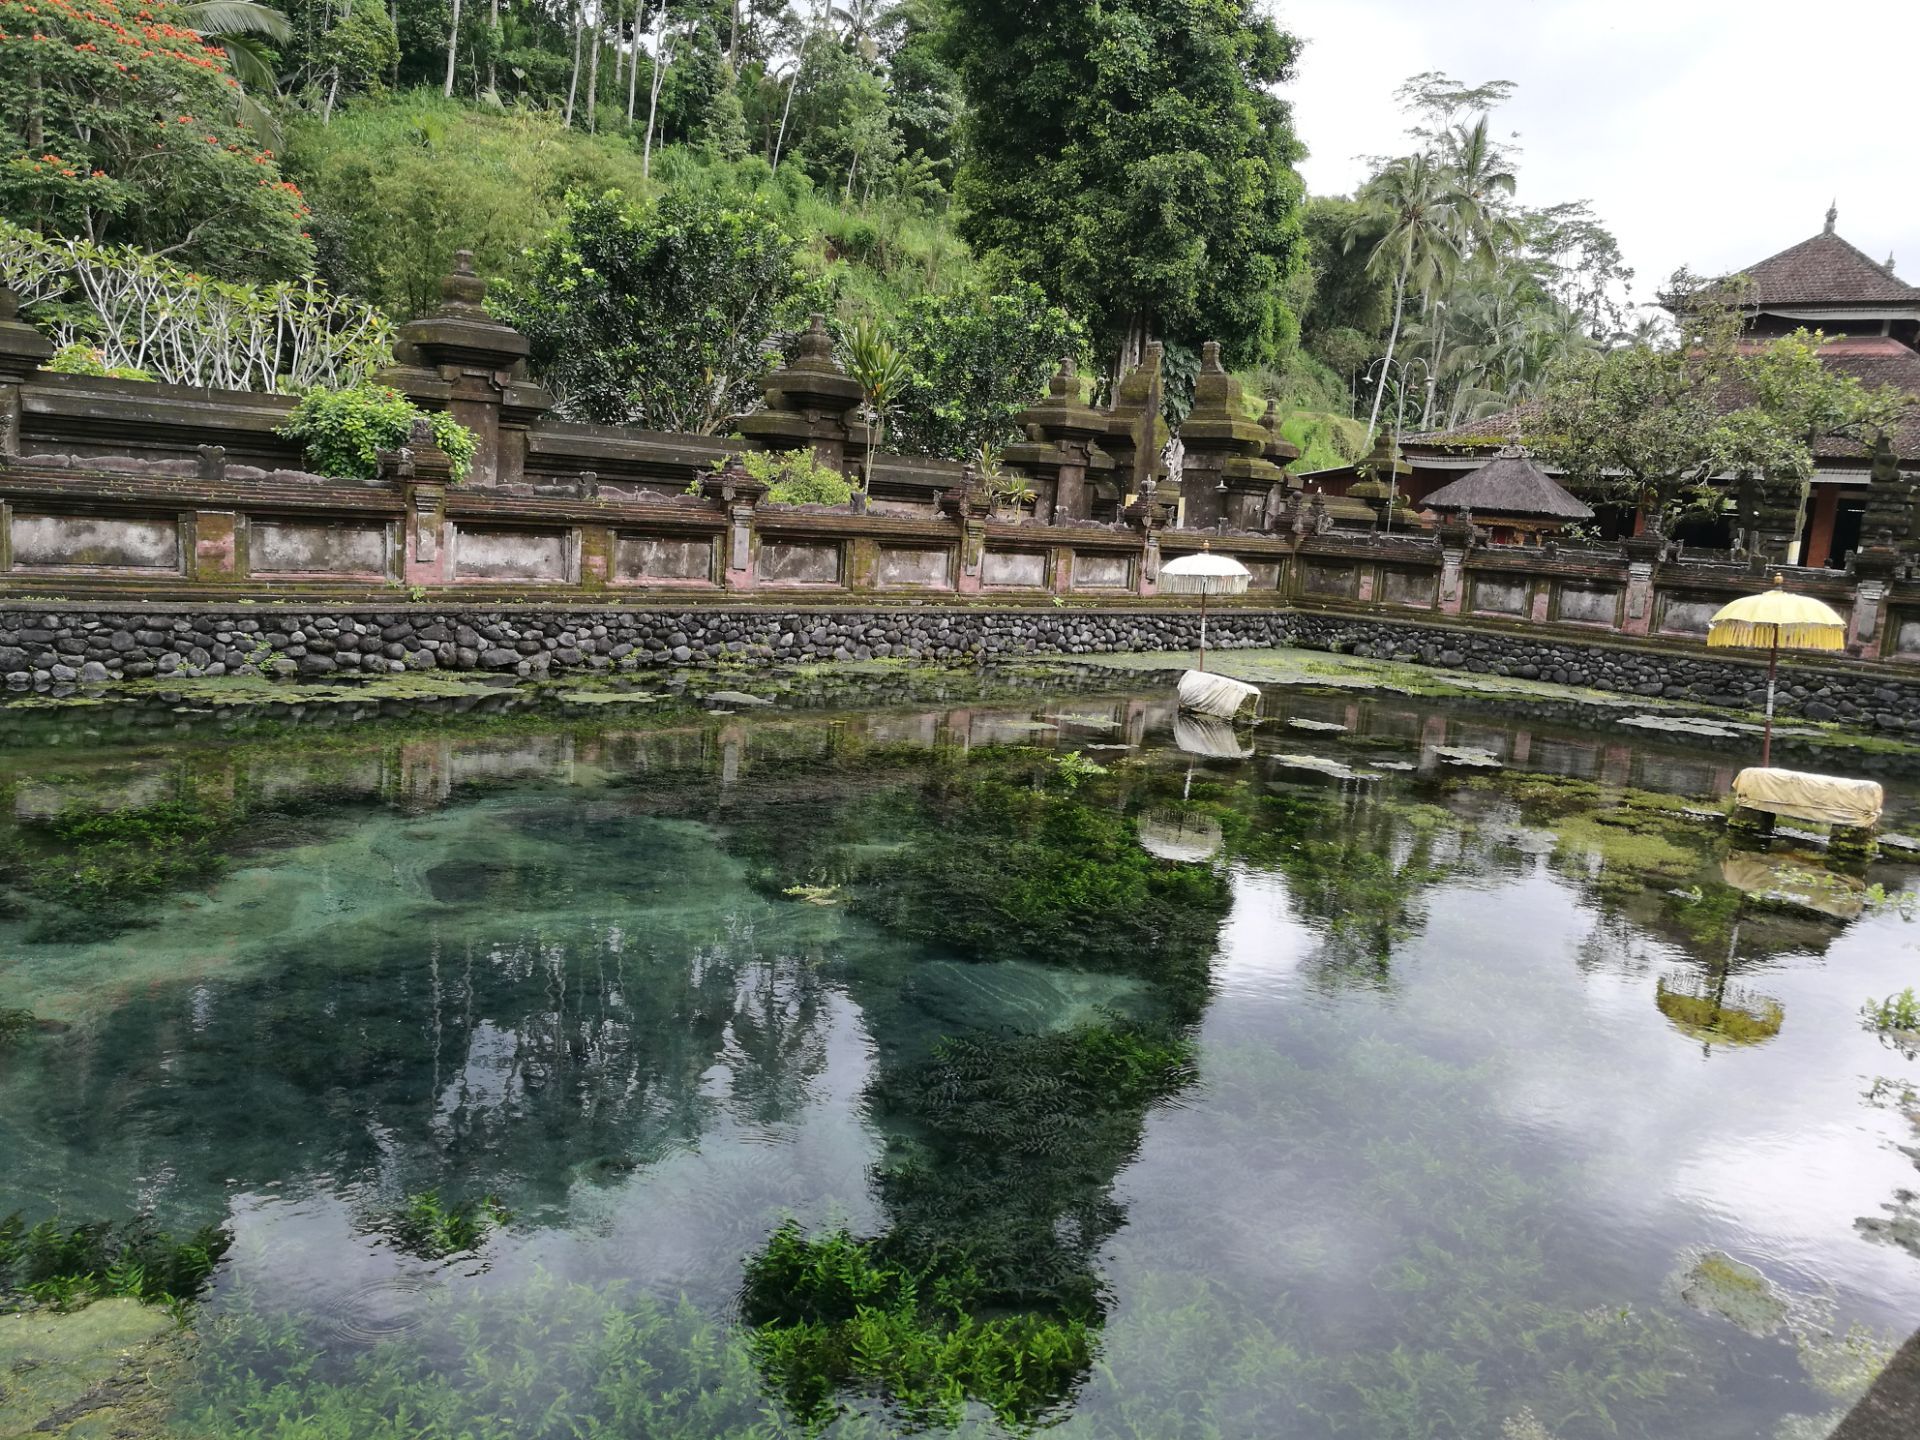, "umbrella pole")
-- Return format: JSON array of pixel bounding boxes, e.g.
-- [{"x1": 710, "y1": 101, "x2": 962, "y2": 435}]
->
[
  {"x1": 1762, "y1": 630, "x2": 1779, "y2": 768},
  {"x1": 1198, "y1": 589, "x2": 1208, "y2": 673}
]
